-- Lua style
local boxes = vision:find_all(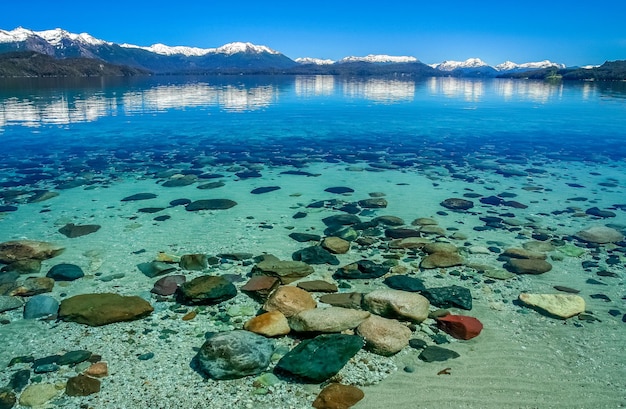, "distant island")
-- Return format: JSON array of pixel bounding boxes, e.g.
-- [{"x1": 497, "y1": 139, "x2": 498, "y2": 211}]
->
[{"x1": 0, "y1": 27, "x2": 624, "y2": 80}]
